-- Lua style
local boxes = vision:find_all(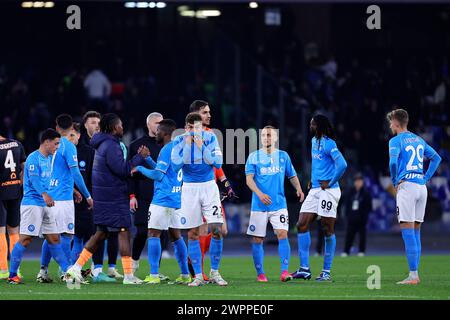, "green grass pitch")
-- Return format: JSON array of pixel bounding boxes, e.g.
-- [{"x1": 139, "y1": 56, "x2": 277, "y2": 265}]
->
[{"x1": 1, "y1": 255, "x2": 449, "y2": 300}]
